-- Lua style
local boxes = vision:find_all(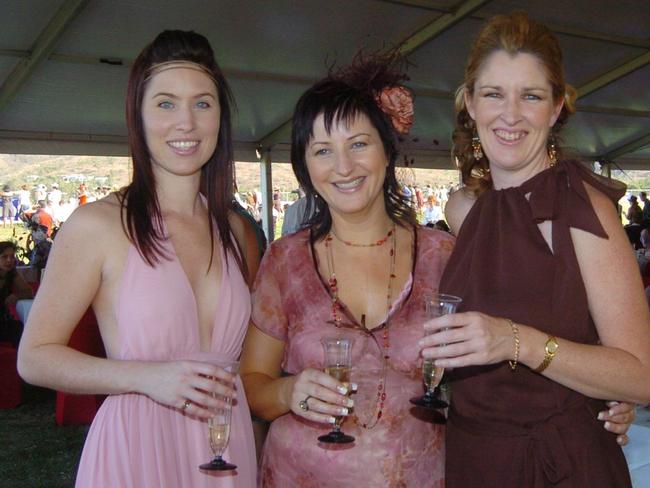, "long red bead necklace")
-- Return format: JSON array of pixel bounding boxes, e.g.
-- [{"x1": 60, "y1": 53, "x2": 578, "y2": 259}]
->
[{"x1": 324, "y1": 223, "x2": 396, "y2": 429}]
